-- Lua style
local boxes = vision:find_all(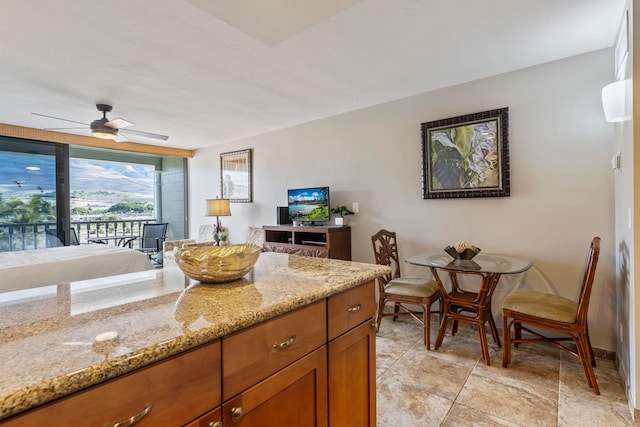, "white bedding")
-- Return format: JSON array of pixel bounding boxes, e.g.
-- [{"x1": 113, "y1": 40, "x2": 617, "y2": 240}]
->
[{"x1": 0, "y1": 244, "x2": 155, "y2": 292}]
